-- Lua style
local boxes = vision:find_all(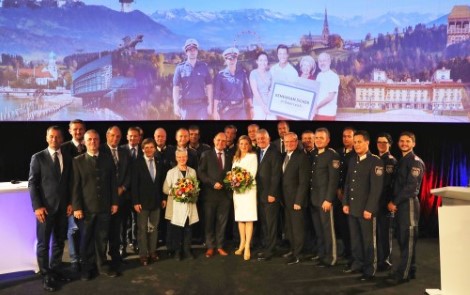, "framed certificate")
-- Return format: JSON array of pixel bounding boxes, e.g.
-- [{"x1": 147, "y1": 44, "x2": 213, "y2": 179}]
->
[{"x1": 269, "y1": 79, "x2": 320, "y2": 120}]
